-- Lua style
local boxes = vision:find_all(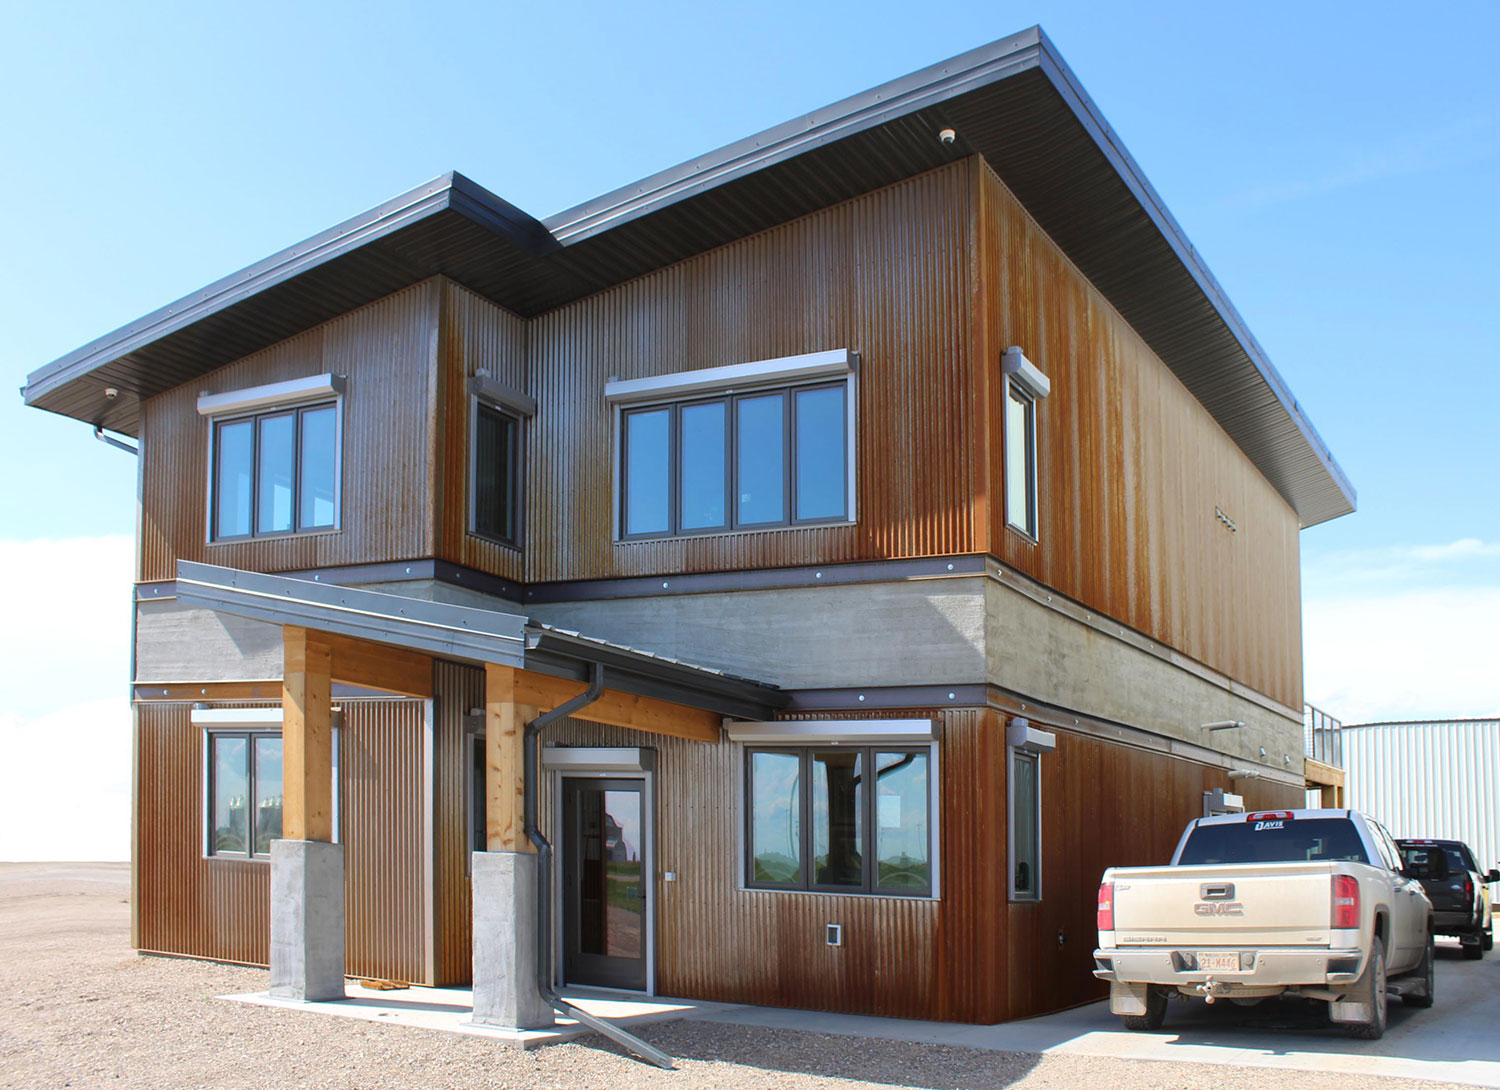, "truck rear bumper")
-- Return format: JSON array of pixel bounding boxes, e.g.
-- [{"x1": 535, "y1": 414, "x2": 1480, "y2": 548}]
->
[{"x1": 1093, "y1": 946, "x2": 1365, "y2": 989}]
